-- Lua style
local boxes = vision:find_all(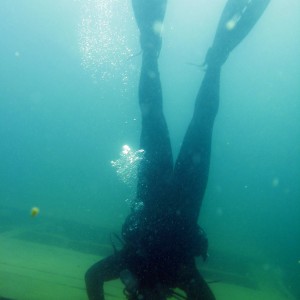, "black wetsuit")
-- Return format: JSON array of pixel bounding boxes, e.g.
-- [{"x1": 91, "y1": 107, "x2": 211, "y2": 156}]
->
[{"x1": 85, "y1": 1, "x2": 270, "y2": 299}]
